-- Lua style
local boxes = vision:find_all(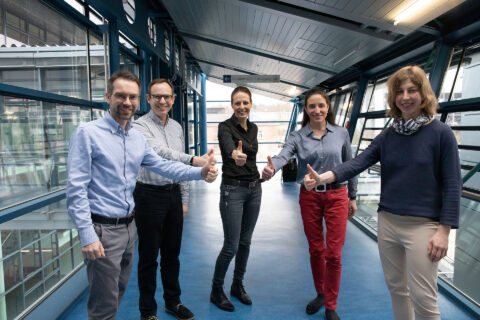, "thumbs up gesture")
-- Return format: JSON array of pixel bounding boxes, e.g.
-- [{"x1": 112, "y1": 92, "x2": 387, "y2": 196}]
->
[
  {"x1": 201, "y1": 153, "x2": 218, "y2": 183},
  {"x1": 192, "y1": 148, "x2": 214, "y2": 167},
  {"x1": 231, "y1": 140, "x2": 247, "y2": 166},
  {"x1": 261, "y1": 155, "x2": 275, "y2": 180},
  {"x1": 304, "y1": 164, "x2": 321, "y2": 191}
]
